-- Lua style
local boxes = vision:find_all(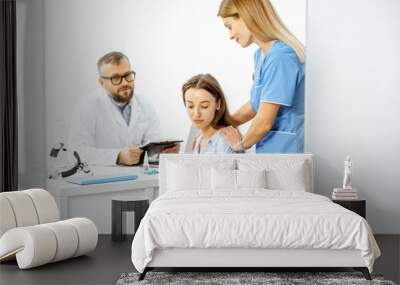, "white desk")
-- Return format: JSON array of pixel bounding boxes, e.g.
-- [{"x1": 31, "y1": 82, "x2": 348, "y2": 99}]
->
[{"x1": 46, "y1": 166, "x2": 159, "y2": 234}]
